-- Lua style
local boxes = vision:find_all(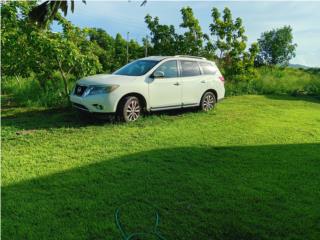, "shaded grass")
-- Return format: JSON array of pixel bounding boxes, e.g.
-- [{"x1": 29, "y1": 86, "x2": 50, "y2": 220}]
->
[
  {"x1": 2, "y1": 95, "x2": 320, "y2": 239},
  {"x1": 3, "y1": 145, "x2": 320, "y2": 240}
]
